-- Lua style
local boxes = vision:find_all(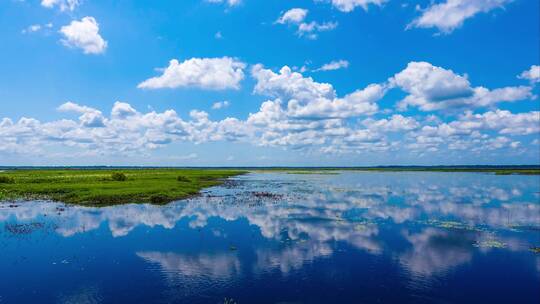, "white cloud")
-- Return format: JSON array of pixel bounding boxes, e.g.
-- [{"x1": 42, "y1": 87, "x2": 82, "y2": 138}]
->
[
  {"x1": 22, "y1": 24, "x2": 42, "y2": 34},
  {"x1": 314, "y1": 60, "x2": 349, "y2": 72},
  {"x1": 111, "y1": 101, "x2": 138, "y2": 119},
  {"x1": 275, "y1": 8, "x2": 337, "y2": 39},
  {"x1": 252, "y1": 65, "x2": 335, "y2": 101},
  {"x1": 297, "y1": 21, "x2": 338, "y2": 39},
  {"x1": 59, "y1": 17, "x2": 107, "y2": 55},
  {"x1": 138, "y1": 57, "x2": 246, "y2": 90},
  {"x1": 518, "y1": 65, "x2": 540, "y2": 84},
  {"x1": 41, "y1": 0, "x2": 81, "y2": 12},
  {"x1": 212, "y1": 101, "x2": 230, "y2": 109},
  {"x1": 246, "y1": 65, "x2": 385, "y2": 150},
  {"x1": 362, "y1": 115, "x2": 420, "y2": 132},
  {"x1": 1, "y1": 62, "x2": 538, "y2": 159},
  {"x1": 22, "y1": 22, "x2": 53, "y2": 34},
  {"x1": 286, "y1": 83, "x2": 383, "y2": 119},
  {"x1": 455, "y1": 110, "x2": 540, "y2": 136},
  {"x1": 409, "y1": 0, "x2": 511, "y2": 33},
  {"x1": 206, "y1": 0, "x2": 241, "y2": 7},
  {"x1": 58, "y1": 101, "x2": 106, "y2": 128},
  {"x1": 276, "y1": 8, "x2": 309, "y2": 24},
  {"x1": 390, "y1": 61, "x2": 534, "y2": 111},
  {"x1": 327, "y1": 0, "x2": 387, "y2": 13},
  {"x1": 407, "y1": 109, "x2": 540, "y2": 153}
]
